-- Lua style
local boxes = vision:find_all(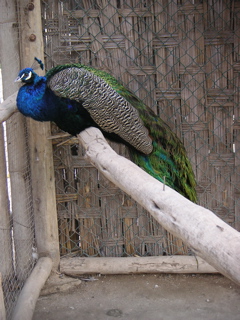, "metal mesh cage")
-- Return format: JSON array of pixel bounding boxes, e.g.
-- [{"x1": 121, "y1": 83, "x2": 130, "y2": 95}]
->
[
  {"x1": 0, "y1": 115, "x2": 36, "y2": 318},
  {"x1": 1, "y1": 1, "x2": 240, "y2": 316},
  {"x1": 41, "y1": 0, "x2": 240, "y2": 256}
]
